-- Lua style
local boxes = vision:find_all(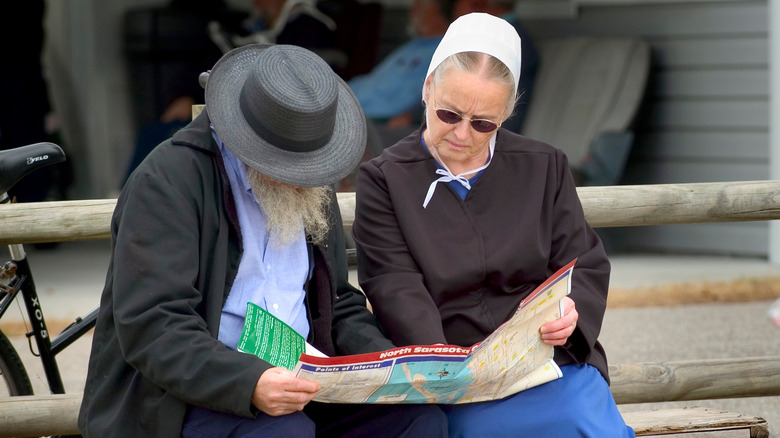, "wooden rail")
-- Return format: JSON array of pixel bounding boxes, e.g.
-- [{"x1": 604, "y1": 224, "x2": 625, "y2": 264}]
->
[
  {"x1": 2, "y1": 181, "x2": 780, "y2": 244},
  {"x1": 0, "y1": 394, "x2": 81, "y2": 437},
  {"x1": 609, "y1": 356, "x2": 780, "y2": 404},
  {"x1": 2, "y1": 355, "x2": 778, "y2": 437},
  {"x1": 0, "y1": 403, "x2": 771, "y2": 438}
]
